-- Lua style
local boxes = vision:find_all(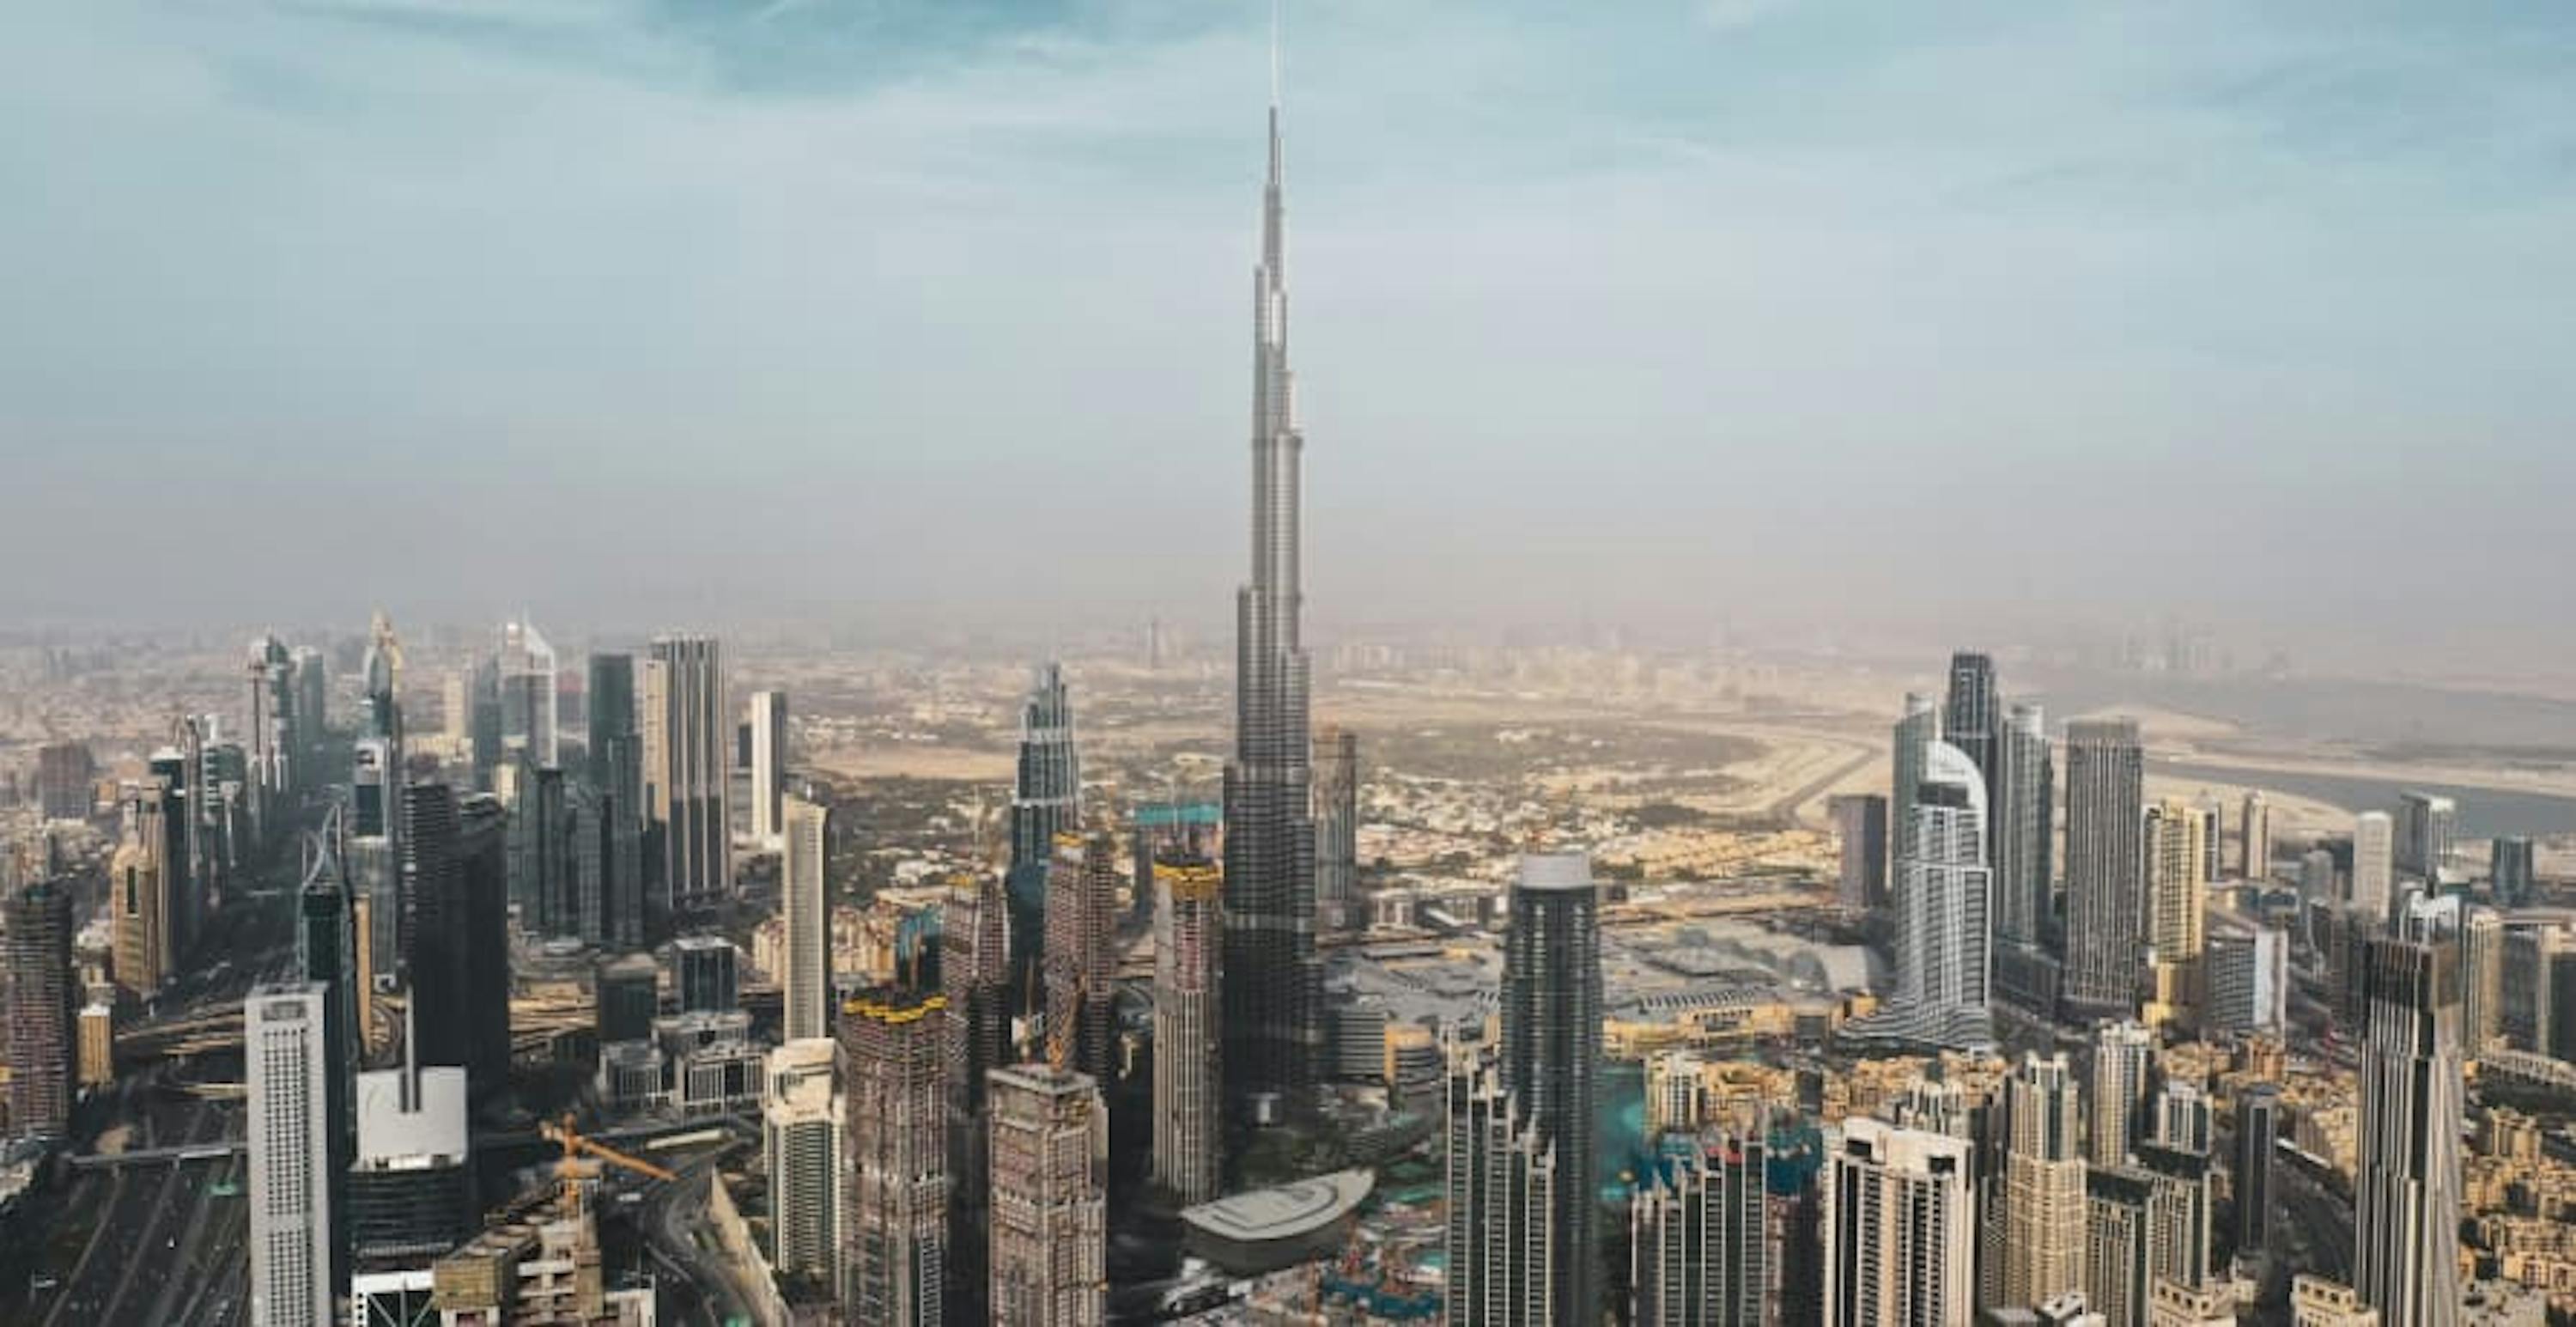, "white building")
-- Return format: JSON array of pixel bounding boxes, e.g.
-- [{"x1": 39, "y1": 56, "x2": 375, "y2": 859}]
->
[
  {"x1": 764, "y1": 1038, "x2": 841, "y2": 1285},
  {"x1": 780, "y1": 793, "x2": 829, "y2": 1042},
  {"x1": 1823, "y1": 1117, "x2": 1976, "y2": 1327},
  {"x1": 247, "y1": 983, "x2": 334, "y2": 1327},
  {"x1": 2352, "y1": 813, "x2": 2395, "y2": 916},
  {"x1": 746, "y1": 690, "x2": 788, "y2": 849}
]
